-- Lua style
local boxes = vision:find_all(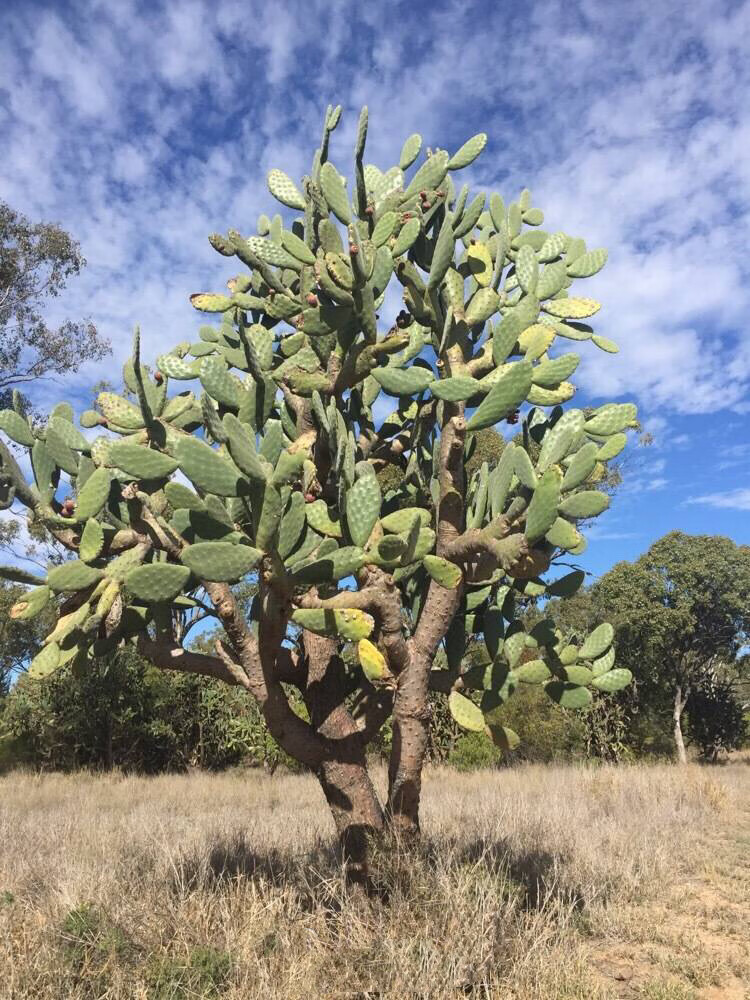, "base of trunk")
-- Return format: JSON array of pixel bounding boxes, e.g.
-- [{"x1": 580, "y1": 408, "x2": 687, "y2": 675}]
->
[{"x1": 318, "y1": 757, "x2": 384, "y2": 887}]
